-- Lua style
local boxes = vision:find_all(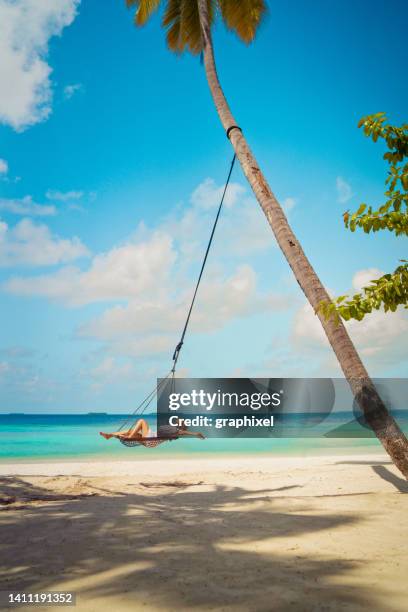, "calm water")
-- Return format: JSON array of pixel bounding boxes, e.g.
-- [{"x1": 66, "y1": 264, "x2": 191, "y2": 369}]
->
[{"x1": 1, "y1": 412, "x2": 407, "y2": 460}]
